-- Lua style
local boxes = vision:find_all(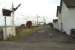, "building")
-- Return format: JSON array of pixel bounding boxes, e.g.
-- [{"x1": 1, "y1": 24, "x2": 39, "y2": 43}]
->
[
  {"x1": 53, "y1": 19, "x2": 58, "y2": 30},
  {"x1": 57, "y1": 0, "x2": 75, "y2": 35},
  {"x1": 56, "y1": 6, "x2": 62, "y2": 31}
]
